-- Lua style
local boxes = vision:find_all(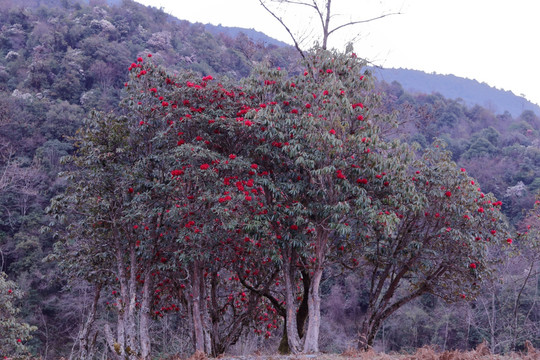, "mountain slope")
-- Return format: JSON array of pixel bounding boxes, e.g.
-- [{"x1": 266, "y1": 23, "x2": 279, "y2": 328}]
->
[{"x1": 374, "y1": 67, "x2": 540, "y2": 117}]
